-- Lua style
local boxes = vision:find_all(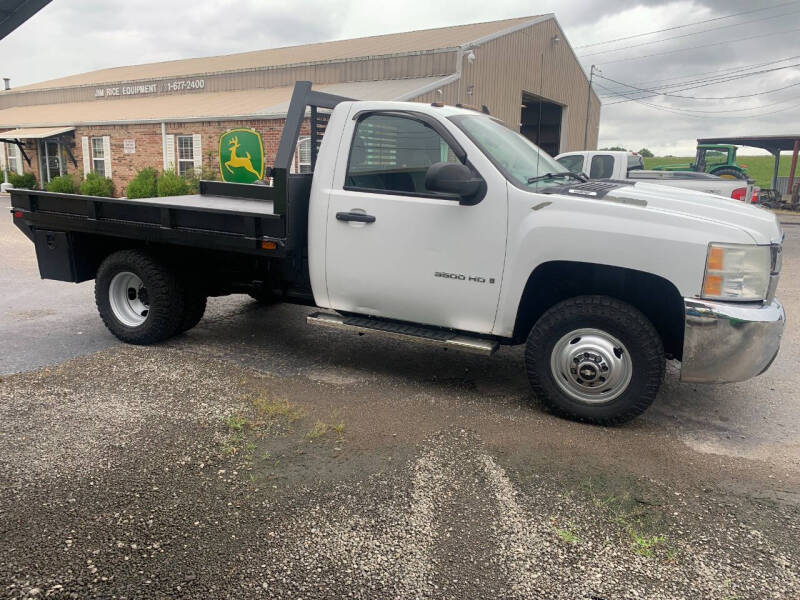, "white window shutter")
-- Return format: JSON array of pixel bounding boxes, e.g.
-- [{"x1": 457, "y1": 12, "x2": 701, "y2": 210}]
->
[
  {"x1": 13, "y1": 145, "x2": 23, "y2": 174},
  {"x1": 102, "y1": 136, "x2": 112, "y2": 179},
  {"x1": 81, "y1": 136, "x2": 90, "y2": 178},
  {"x1": 0, "y1": 141, "x2": 6, "y2": 172},
  {"x1": 192, "y1": 133, "x2": 202, "y2": 174},
  {"x1": 165, "y1": 134, "x2": 175, "y2": 171}
]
